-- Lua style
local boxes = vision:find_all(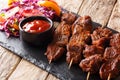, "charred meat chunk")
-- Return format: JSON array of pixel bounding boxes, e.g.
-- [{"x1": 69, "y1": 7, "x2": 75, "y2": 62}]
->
[
  {"x1": 61, "y1": 12, "x2": 77, "y2": 24},
  {"x1": 104, "y1": 47, "x2": 120, "y2": 61},
  {"x1": 91, "y1": 27, "x2": 112, "y2": 48},
  {"x1": 54, "y1": 22, "x2": 71, "y2": 47},
  {"x1": 91, "y1": 37, "x2": 110, "y2": 48},
  {"x1": 66, "y1": 35, "x2": 84, "y2": 64},
  {"x1": 110, "y1": 33, "x2": 120, "y2": 48},
  {"x1": 83, "y1": 45, "x2": 104, "y2": 58},
  {"x1": 66, "y1": 31, "x2": 91, "y2": 64},
  {"x1": 72, "y1": 16, "x2": 92, "y2": 35},
  {"x1": 72, "y1": 24, "x2": 83, "y2": 35},
  {"x1": 99, "y1": 58, "x2": 120, "y2": 80},
  {"x1": 66, "y1": 51, "x2": 82, "y2": 64},
  {"x1": 45, "y1": 43, "x2": 65, "y2": 62},
  {"x1": 79, "y1": 54, "x2": 103, "y2": 74},
  {"x1": 67, "y1": 31, "x2": 91, "y2": 52},
  {"x1": 92, "y1": 27, "x2": 112, "y2": 38}
]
